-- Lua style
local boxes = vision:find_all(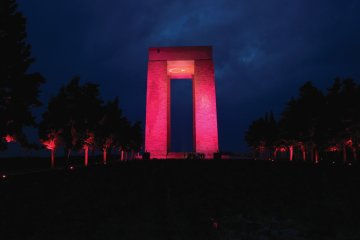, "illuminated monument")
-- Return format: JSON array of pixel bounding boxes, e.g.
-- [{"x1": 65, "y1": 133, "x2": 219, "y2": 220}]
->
[{"x1": 145, "y1": 46, "x2": 219, "y2": 159}]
